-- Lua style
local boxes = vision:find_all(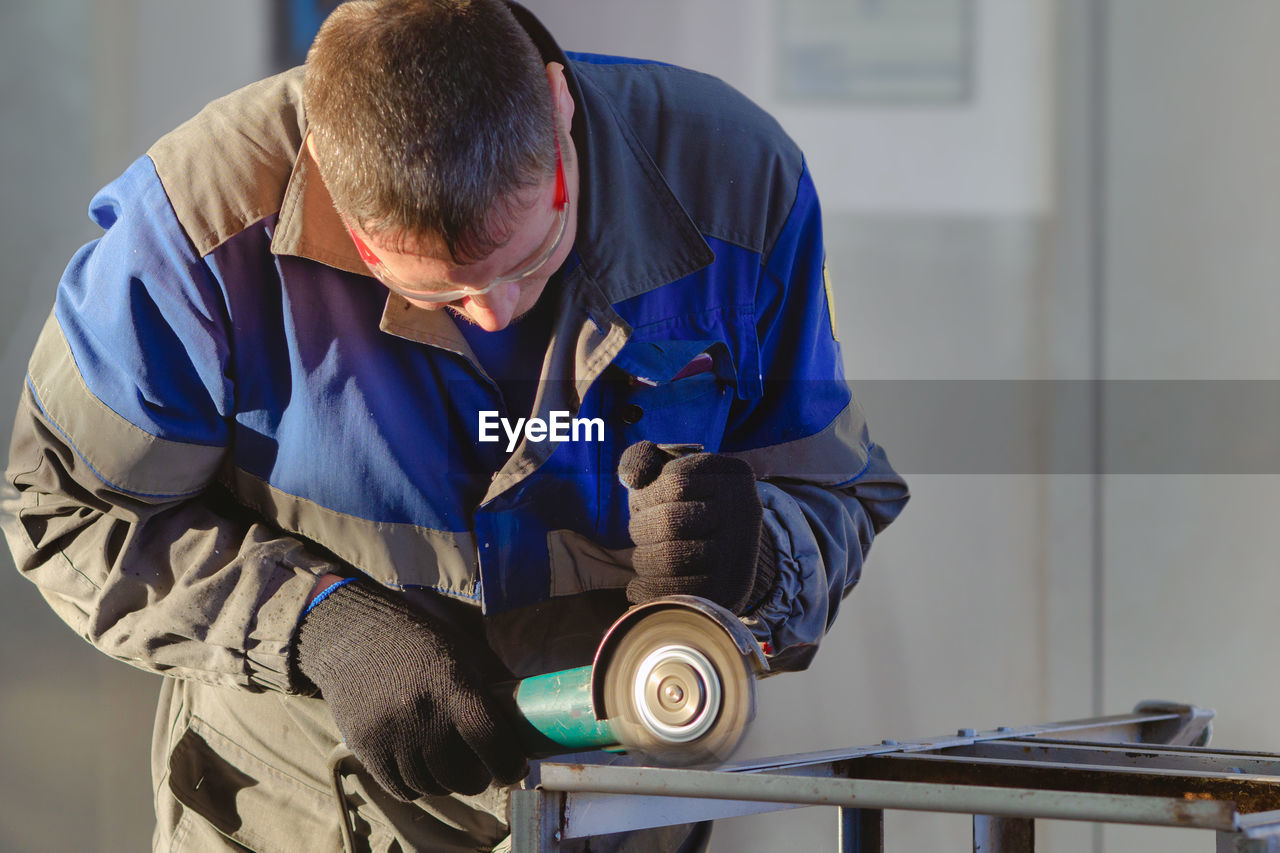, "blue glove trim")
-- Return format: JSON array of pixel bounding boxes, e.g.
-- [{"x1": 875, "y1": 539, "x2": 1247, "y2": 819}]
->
[{"x1": 304, "y1": 577, "x2": 356, "y2": 615}]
